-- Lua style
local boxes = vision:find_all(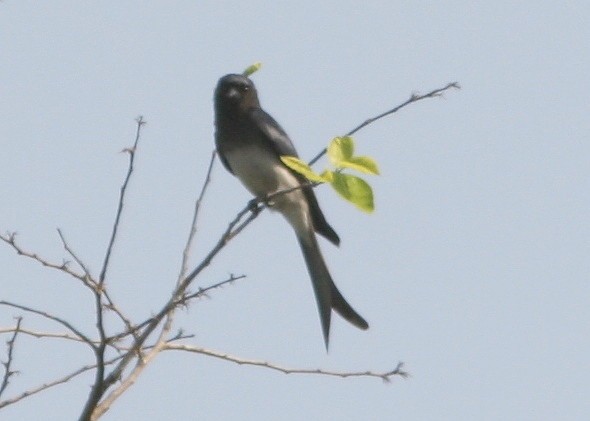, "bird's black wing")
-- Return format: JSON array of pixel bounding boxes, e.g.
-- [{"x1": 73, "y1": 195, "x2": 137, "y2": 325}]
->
[
  {"x1": 216, "y1": 147, "x2": 234, "y2": 174},
  {"x1": 249, "y1": 108, "x2": 299, "y2": 157},
  {"x1": 249, "y1": 108, "x2": 340, "y2": 246}
]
